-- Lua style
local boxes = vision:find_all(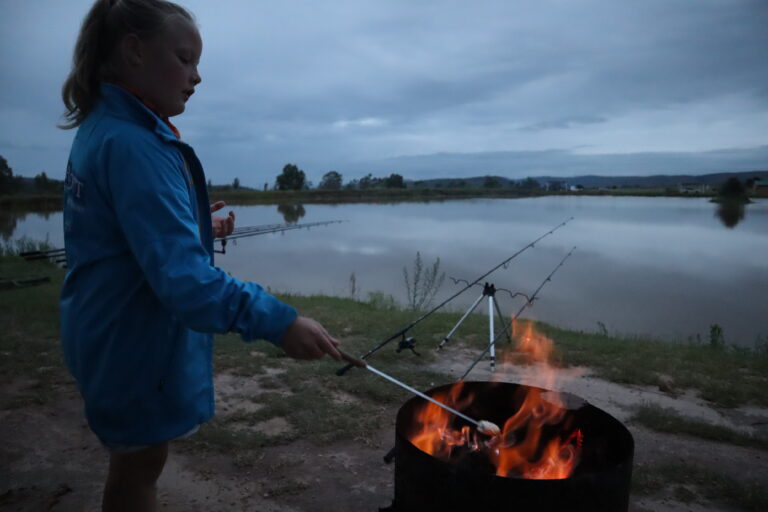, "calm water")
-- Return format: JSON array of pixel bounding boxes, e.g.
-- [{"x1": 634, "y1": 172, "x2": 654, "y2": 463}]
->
[{"x1": 4, "y1": 196, "x2": 767, "y2": 346}]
